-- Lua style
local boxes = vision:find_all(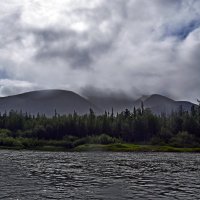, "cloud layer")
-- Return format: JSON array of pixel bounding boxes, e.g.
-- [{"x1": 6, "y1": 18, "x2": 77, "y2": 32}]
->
[{"x1": 0, "y1": 0, "x2": 200, "y2": 102}]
